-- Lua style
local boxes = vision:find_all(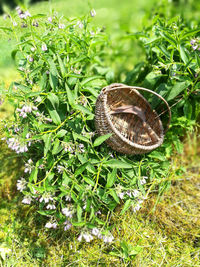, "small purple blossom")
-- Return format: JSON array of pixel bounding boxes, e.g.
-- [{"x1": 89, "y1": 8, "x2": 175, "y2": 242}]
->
[
  {"x1": 58, "y1": 24, "x2": 65, "y2": 29},
  {"x1": 90, "y1": 9, "x2": 96, "y2": 17},
  {"x1": 192, "y1": 45, "x2": 198, "y2": 51},
  {"x1": 12, "y1": 21, "x2": 17, "y2": 27},
  {"x1": 190, "y1": 39, "x2": 196, "y2": 45},
  {"x1": 64, "y1": 220, "x2": 72, "y2": 231},
  {"x1": 76, "y1": 21, "x2": 84, "y2": 29},
  {"x1": 48, "y1": 17, "x2": 53, "y2": 23}
]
